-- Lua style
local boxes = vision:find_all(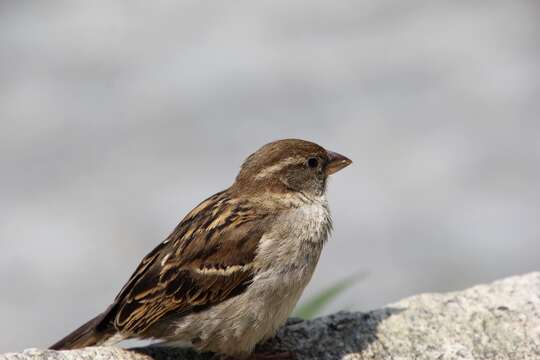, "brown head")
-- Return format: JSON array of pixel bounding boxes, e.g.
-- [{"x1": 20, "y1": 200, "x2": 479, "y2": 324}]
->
[{"x1": 234, "y1": 139, "x2": 352, "y2": 197}]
